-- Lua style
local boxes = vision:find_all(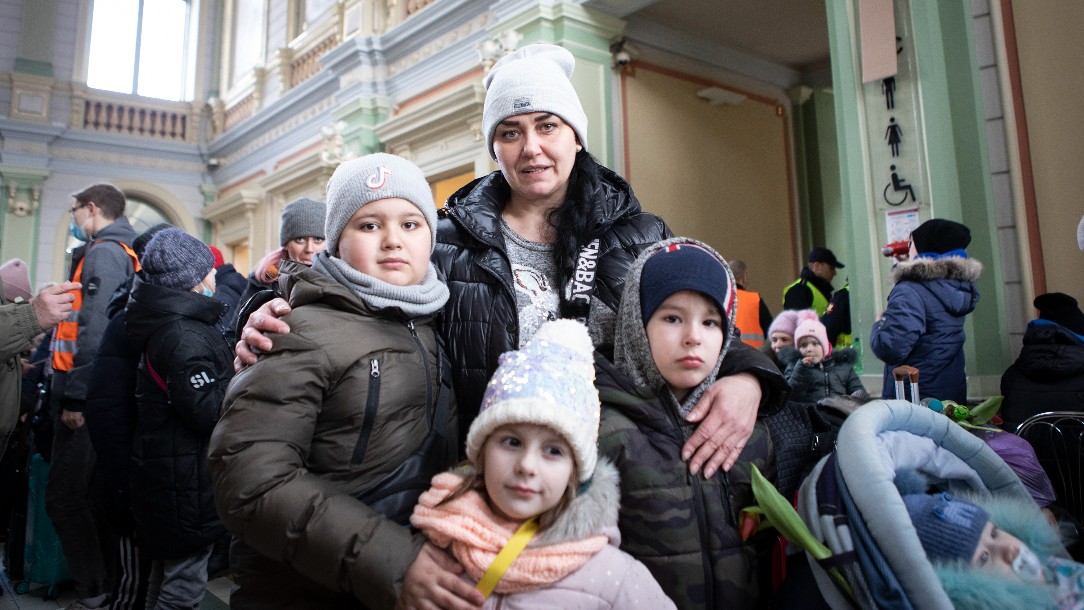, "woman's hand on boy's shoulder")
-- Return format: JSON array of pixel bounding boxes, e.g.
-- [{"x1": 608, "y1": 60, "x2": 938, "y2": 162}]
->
[
  {"x1": 234, "y1": 298, "x2": 293, "y2": 370},
  {"x1": 398, "y1": 543, "x2": 483, "y2": 610},
  {"x1": 682, "y1": 372, "x2": 761, "y2": 478}
]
